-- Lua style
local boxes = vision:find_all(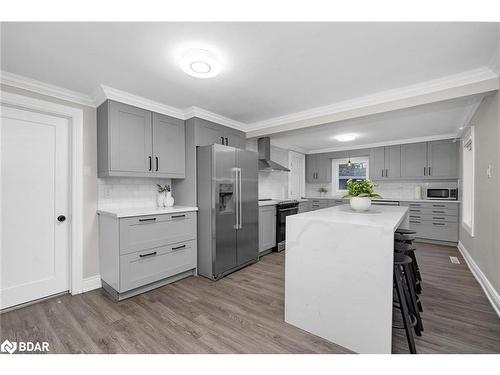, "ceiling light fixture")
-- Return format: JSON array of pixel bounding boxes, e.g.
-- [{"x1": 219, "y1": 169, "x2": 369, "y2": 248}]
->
[
  {"x1": 334, "y1": 133, "x2": 358, "y2": 142},
  {"x1": 179, "y1": 49, "x2": 221, "y2": 78}
]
